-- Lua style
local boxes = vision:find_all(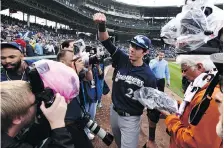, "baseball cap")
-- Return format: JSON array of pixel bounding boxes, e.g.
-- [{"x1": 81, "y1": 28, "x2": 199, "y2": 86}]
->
[
  {"x1": 15, "y1": 34, "x2": 21, "y2": 38},
  {"x1": 210, "y1": 53, "x2": 223, "y2": 75},
  {"x1": 129, "y1": 35, "x2": 152, "y2": 50},
  {"x1": 1, "y1": 42, "x2": 23, "y2": 53}
]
